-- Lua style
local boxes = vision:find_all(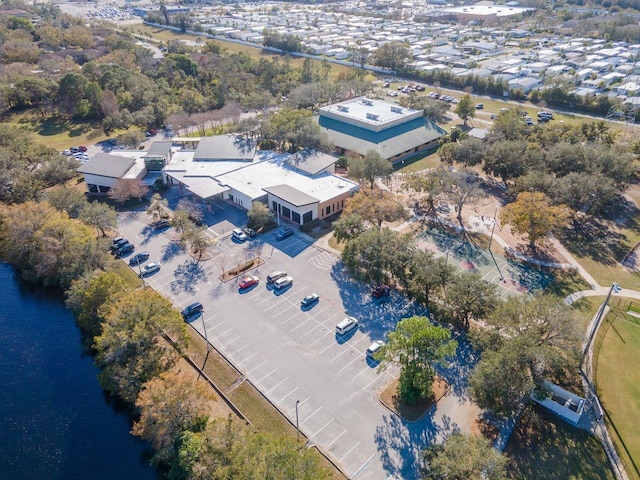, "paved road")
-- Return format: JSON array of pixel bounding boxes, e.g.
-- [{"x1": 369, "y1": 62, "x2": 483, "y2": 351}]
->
[{"x1": 115, "y1": 191, "x2": 480, "y2": 479}]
